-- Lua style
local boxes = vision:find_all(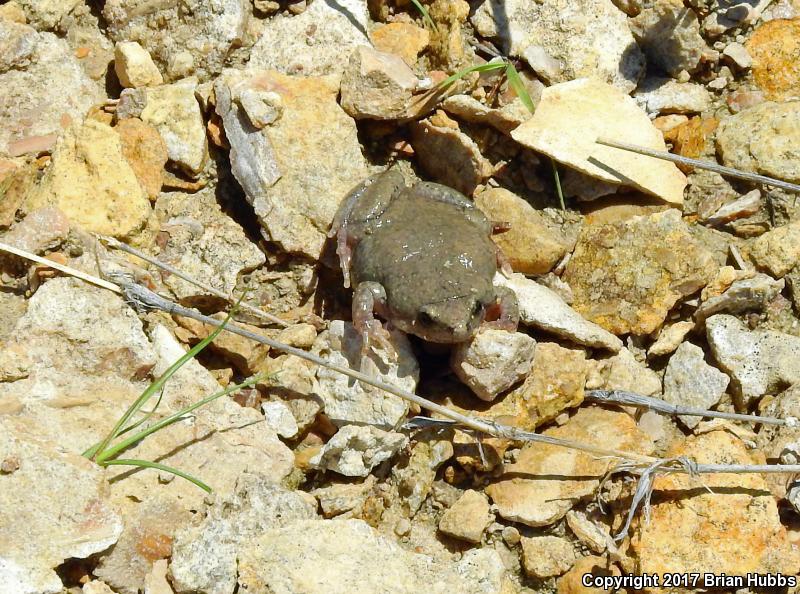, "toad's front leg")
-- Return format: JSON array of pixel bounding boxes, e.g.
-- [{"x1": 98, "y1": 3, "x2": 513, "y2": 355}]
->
[
  {"x1": 485, "y1": 286, "x2": 520, "y2": 332},
  {"x1": 352, "y1": 281, "x2": 394, "y2": 356}
]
